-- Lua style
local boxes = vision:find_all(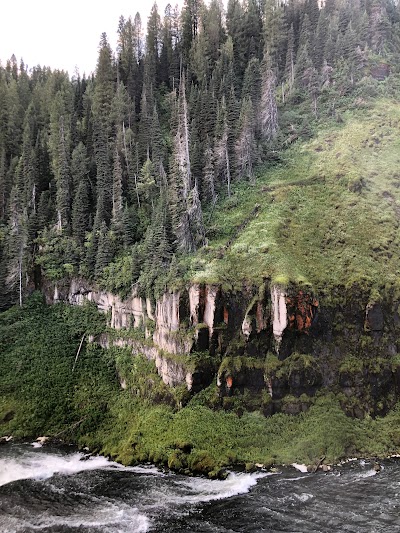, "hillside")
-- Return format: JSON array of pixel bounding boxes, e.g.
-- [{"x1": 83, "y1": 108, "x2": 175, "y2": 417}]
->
[
  {"x1": 2, "y1": 0, "x2": 400, "y2": 476},
  {"x1": 191, "y1": 98, "x2": 400, "y2": 292},
  {"x1": 3, "y1": 99, "x2": 400, "y2": 475}
]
